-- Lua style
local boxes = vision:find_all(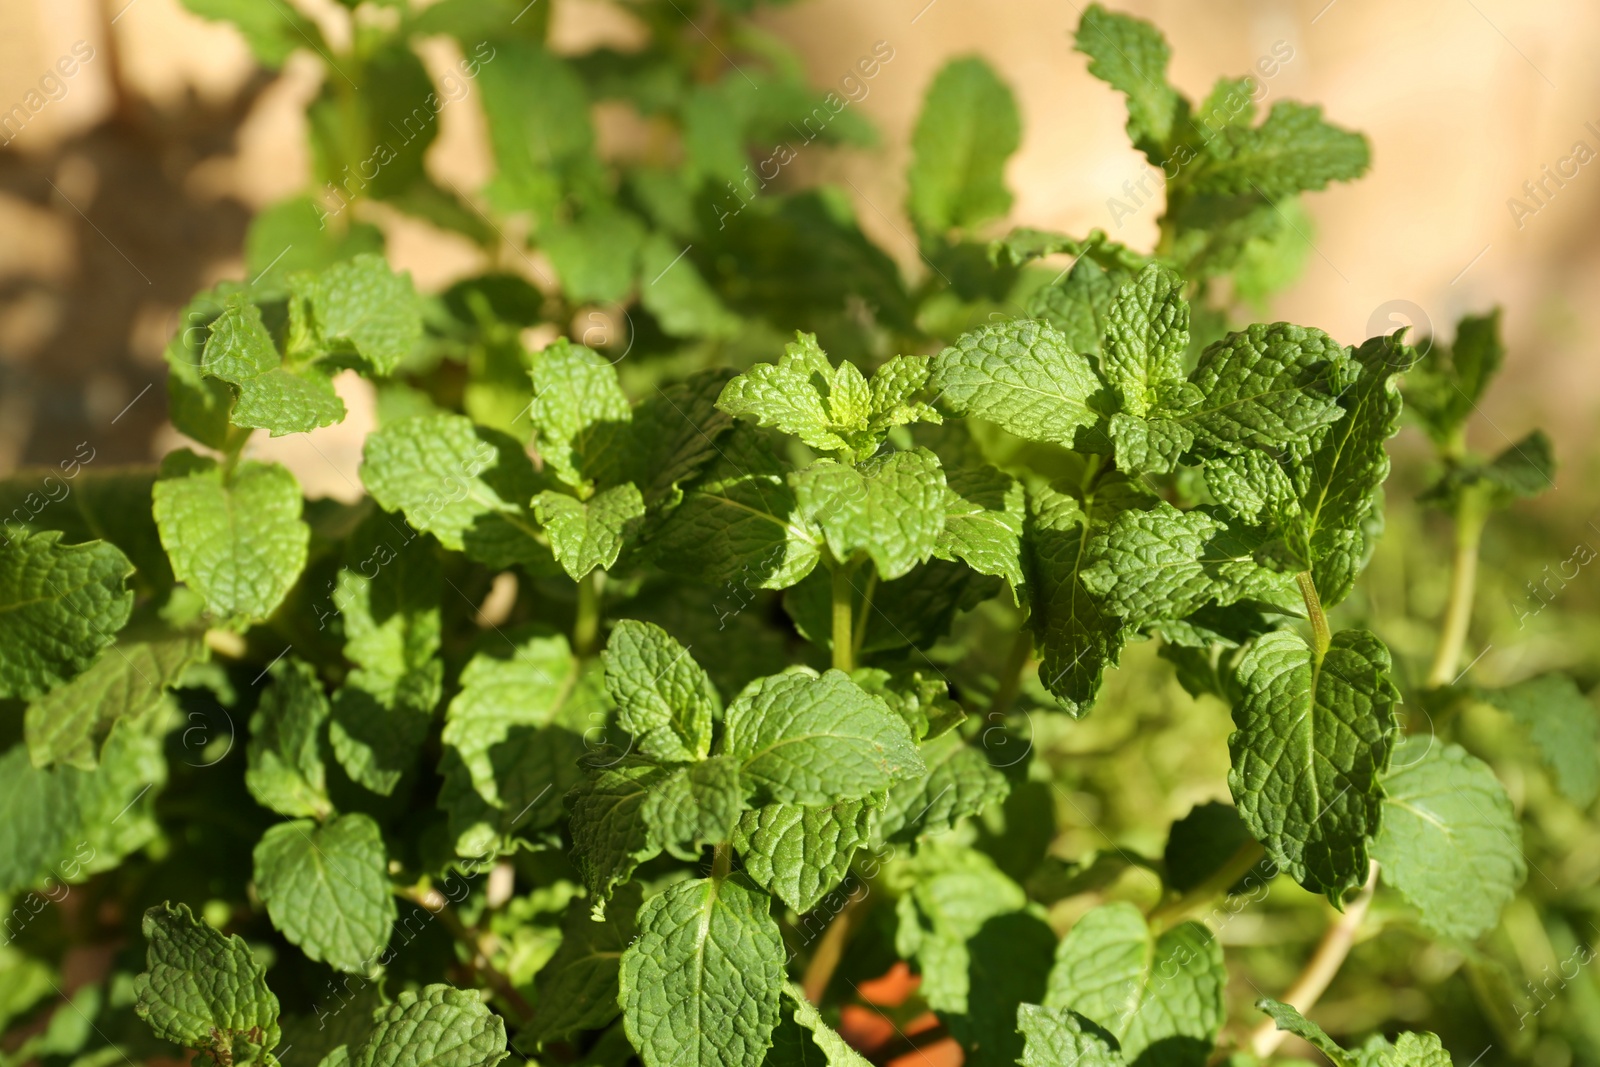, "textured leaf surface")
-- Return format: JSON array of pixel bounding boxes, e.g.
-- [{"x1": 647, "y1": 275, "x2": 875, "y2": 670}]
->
[
  {"x1": 931, "y1": 320, "x2": 1105, "y2": 450},
  {"x1": 0, "y1": 530, "x2": 132, "y2": 700},
  {"x1": 1253, "y1": 999, "x2": 1353, "y2": 1067},
  {"x1": 1191, "y1": 101, "x2": 1370, "y2": 199},
  {"x1": 733, "y1": 798, "x2": 874, "y2": 913},
  {"x1": 253, "y1": 814, "x2": 396, "y2": 973},
  {"x1": 604, "y1": 619, "x2": 719, "y2": 763},
  {"x1": 154, "y1": 455, "x2": 309, "y2": 626},
  {"x1": 1044, "y1": 903, "x2": 1225, "y2": 1067},
  {"x1": 936, "y1": 464, "x2": 1026, "y2": 597},
  {"x1": 355, "y1": 985, "x2": 507, "y2": 1067},
  {"x1": 529, "y1": 339, "x2": 632, "y2": 489},
  {"x1": 907, "y1": 56, "x2": 1020, "y2": 233},
  {"x1": 246, "y1": 657, "x2": 333, "y2": 820},
  {"x1": 877, "y1": 731, "x2": 1009, "y2": 842},
  {"x1": 723, "y1": 669, "x2": 923, "y2": 805},
  {"x1": 1372, "y1": 738, "x2": 1524, "y2": 939},
  {"x1": 619, "y1": 876, "x2": 786, "y2": 1067},
  {"x1": 1228, "y1": 629, "x2": 1398, "y2": 901},
  {"x1": 201, "y1": 295, "x2": 345, "y2": 435},
  {"x1": 1480, "y1": 673, "x2": 1600, "y2": 807},
  {"x1": 1075, "y1": 4, "x2": 1181, "y2": 162},
  {"x1": 1103, "y1": 265, "x2": 1190, "y2": 417},
  {"x1": 895, "y1": 845, "x2": 1029, "y2": 1015},
  {"x1": 1181, "y1": 323, "x2": 1348, "y2": 455},
  {"x1": 535, "y1": 483, "x2": 646, "y2": 580},
  {"x1": 1016, "y1": 1004, "x2": 1121, "y2": 1067},
  {"x1": 307, "y1": 254, "x2": 422, "y2": 376},
  {"x1": 133, "y1": 902, "x2": 280, "y2": 1063},
  {"x1": 792, "y1": 450, "x2": 947, "y2": 580}
]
